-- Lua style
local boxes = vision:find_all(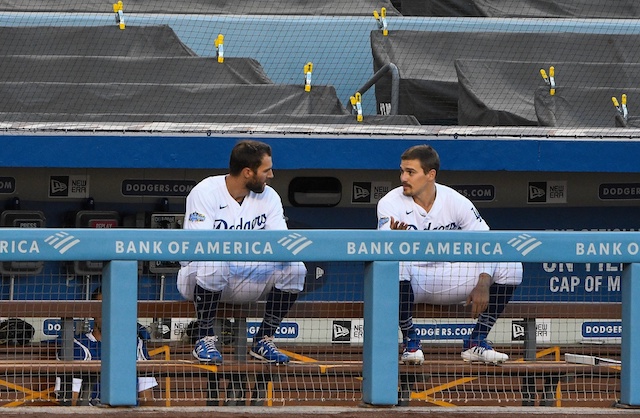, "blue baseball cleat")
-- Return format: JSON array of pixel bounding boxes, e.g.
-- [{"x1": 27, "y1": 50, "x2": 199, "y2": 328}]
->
[
  {"x1": 193, "y1": 336, "x2": 223, "y2": 364},
  {"x1": 250, "y1": 336, "x2": 290, "y2": 364},
  {"x1": 401, "y1": 328, "x2": 424, "y2": 365}
]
